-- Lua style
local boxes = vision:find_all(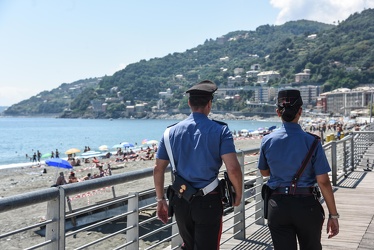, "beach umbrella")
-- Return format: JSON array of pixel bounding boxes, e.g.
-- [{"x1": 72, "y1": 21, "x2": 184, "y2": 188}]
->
[
  {"x1": 112, "y1": 144, "x2": 122, "y2": 149},
  {"x1": 45, "y1": 158, "x2": 73, "y2": 169},
  {"x1": 98, "y1": 145, "x2": 108, "y2": 151},
  {"x1": 268, "y1": 126, "x2": 277, "y2": 131},
  {"x1": 141, "y1": 139, "x2": 148, "y2": 144},
  {"x1": 81, "y1": 151, "x2": 101, "y2": 157},
  {"x1": 120, "y1": 142, "x2": 135, "y2": 148},
  {"x1": 144, "y1": 139, "x2": 158, "y2": 145},
  {"x1": 41, "y1": 153, "x2": 52, "y2": 158},
  {"x1": 65, "y1": 148, "x2": 81, "y2": 155}
]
